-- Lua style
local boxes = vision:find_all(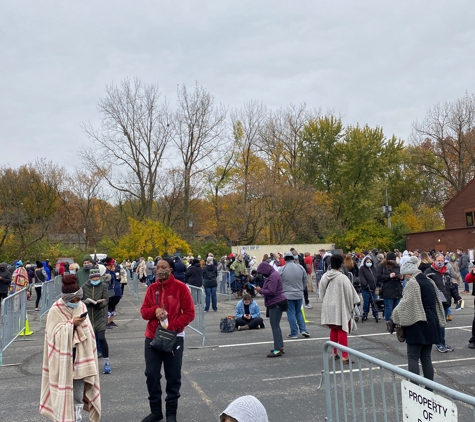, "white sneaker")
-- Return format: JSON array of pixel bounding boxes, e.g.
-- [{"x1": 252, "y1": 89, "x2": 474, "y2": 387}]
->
[{"x1": 304, "y1": 304, "x2": 313, "y2": 309}]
